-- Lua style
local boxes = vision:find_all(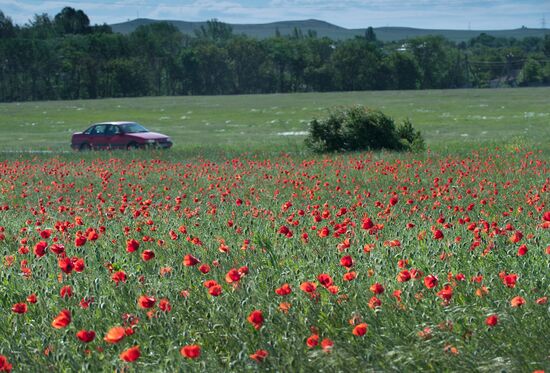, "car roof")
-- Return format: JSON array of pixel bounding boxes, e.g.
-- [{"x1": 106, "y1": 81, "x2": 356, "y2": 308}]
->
[{"x1": 92, "y1": 121, "x2": 139, "y2": 126}]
